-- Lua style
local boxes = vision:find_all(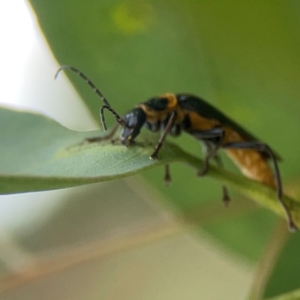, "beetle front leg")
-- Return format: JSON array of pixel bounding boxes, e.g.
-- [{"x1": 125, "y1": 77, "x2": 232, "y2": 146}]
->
[
  {"x1": 84, "y1": 123, "x2": 120, "y2": 143},
  {"x1": 84, "y1": 104, "x2": 129, "y2": 144},
  {"x1": 150, "y1": 111, "x2": 177, "y2": 160}
]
